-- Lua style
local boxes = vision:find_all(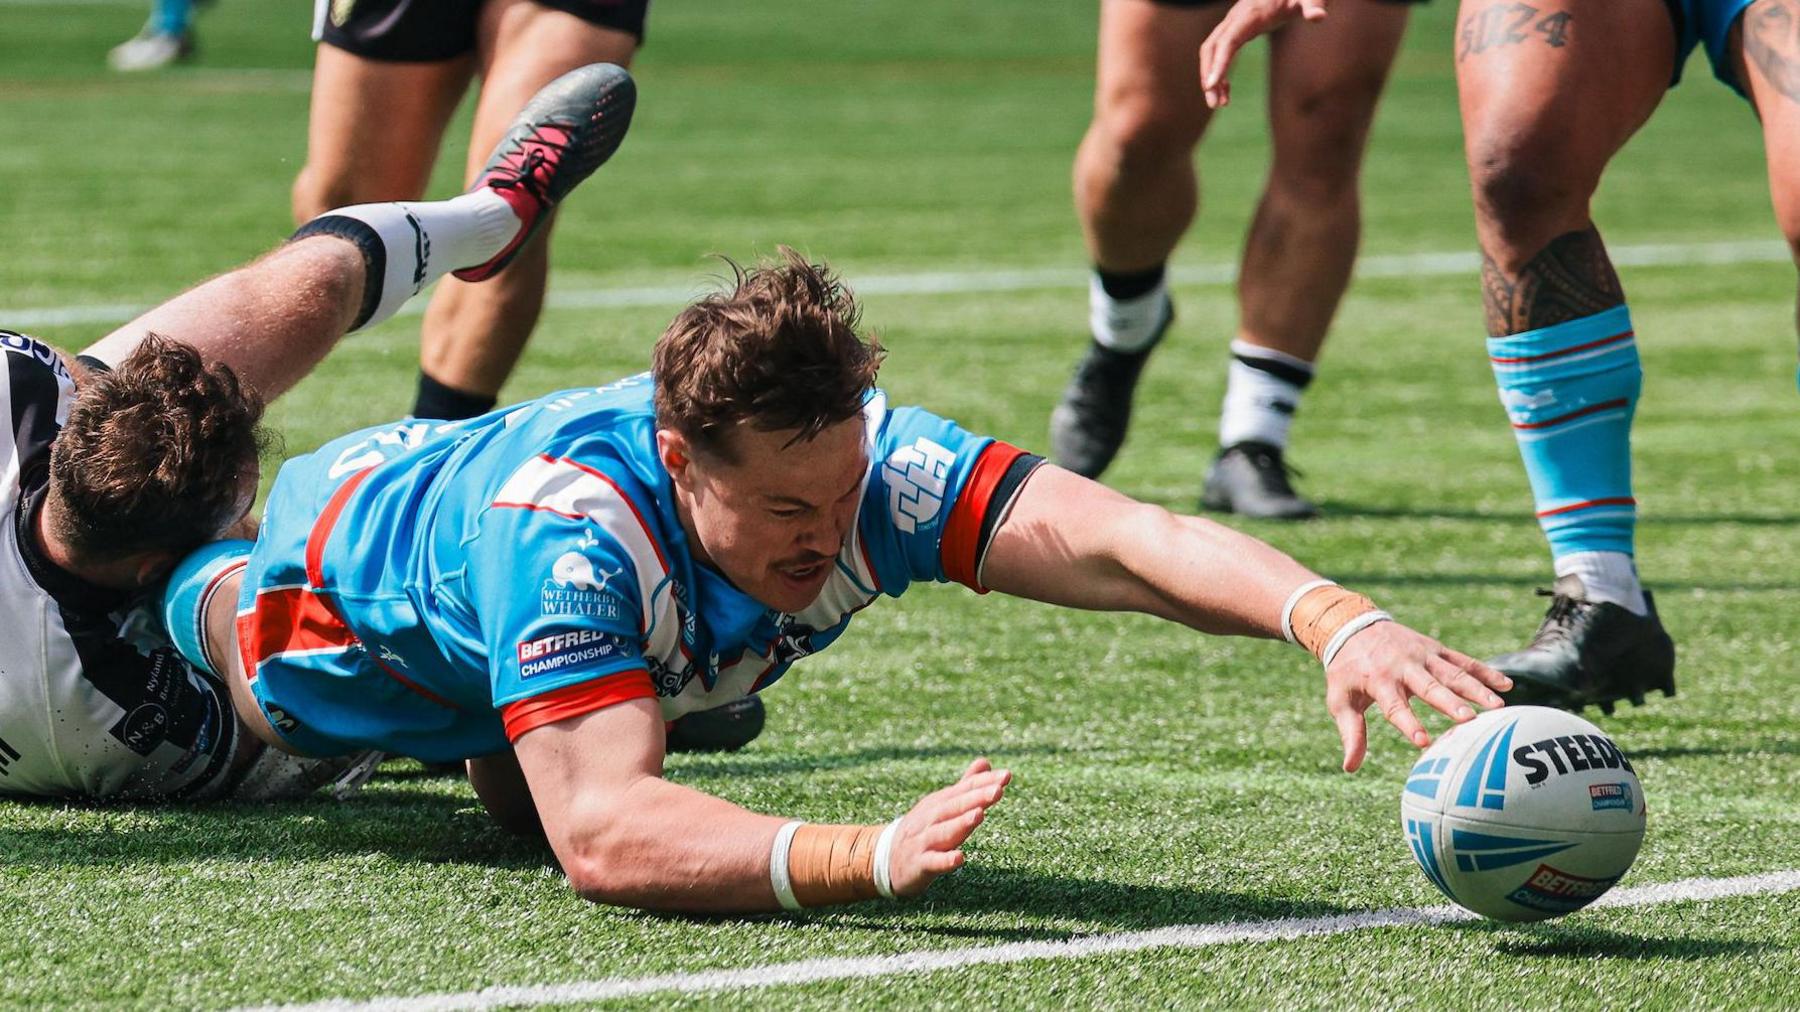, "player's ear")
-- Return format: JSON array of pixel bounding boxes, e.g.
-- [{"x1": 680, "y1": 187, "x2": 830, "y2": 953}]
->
[
  {"x1": 131, "y1": 549, "x2": 180, "y2": 589},
  {"x1": 656, "y1": 428, "x2": 692, "y2": 484}
]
